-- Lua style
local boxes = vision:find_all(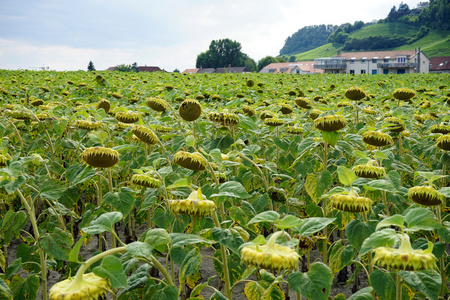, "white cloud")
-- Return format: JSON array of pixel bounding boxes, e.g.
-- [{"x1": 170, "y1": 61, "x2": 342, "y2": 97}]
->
[{"x1": 0, "y1": 0, "x2": 423, "y2": 71}]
